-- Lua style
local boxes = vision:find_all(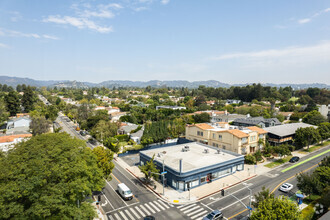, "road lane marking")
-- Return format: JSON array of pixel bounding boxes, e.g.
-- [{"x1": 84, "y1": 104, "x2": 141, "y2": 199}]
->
[
  {"x1": 111, "y1": 173, "x2": 121, "y2": 183},
  {"x1": 111, "y1": 170, "x2": 139, "y2": 203},
  {"x1": 221, "y1": 195, "x2": 250, "y2": 211},
  {"x1": 113, "y1": 213, "x2": 120, "y2": 220},
  {"x1": 129, "y1": 207, "x2": 141, "y2": 219},
  {"x1": 157, "y1": 200, "x2": 170, "y2": 209},
  {"x1": 102, "y1": 192, "x2": 115, "y2": 210},
  {"x1": 281, "y1": 149, "x2": 330, "y2": 173},
  {"x1": 191, "y1": 210, "x2": 208, "y2": 220},
  {"x1": 206, "y1": 185, "x2": 251, "y2": 206},
  {"x1": 124, "y1": 209, "x2": 134, "y2": 220},
  {"x1": 187, "y1": 208, "x2": 204, "y2": 216},
  {"x1": 134, "y1": 206, "x2": 145, "y2": 217},
  {"x1": 183, "y1": 205, "x2": 200, "y2": 214},
  {"x1": 154, "y1": 200, "x2": 166, "y2": 210},
  {"x1": 228, "y1": 208, "x2": 248, "y2": 220},
  {"x1": 145, "y1": 203, "x2": 157, "y2": 214},
  {"x1": 180, "y1": 204, "x2": 196, "y2": 211},
  {"x1": 118, "y1": 211, "x2": 129, "y2": 220},
  {"x1": 140, "y1": 204, "x2": 151, "y2": 215},
  {"x1": 106, "y1": 180, "x2": 128, "y2": 206}
]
